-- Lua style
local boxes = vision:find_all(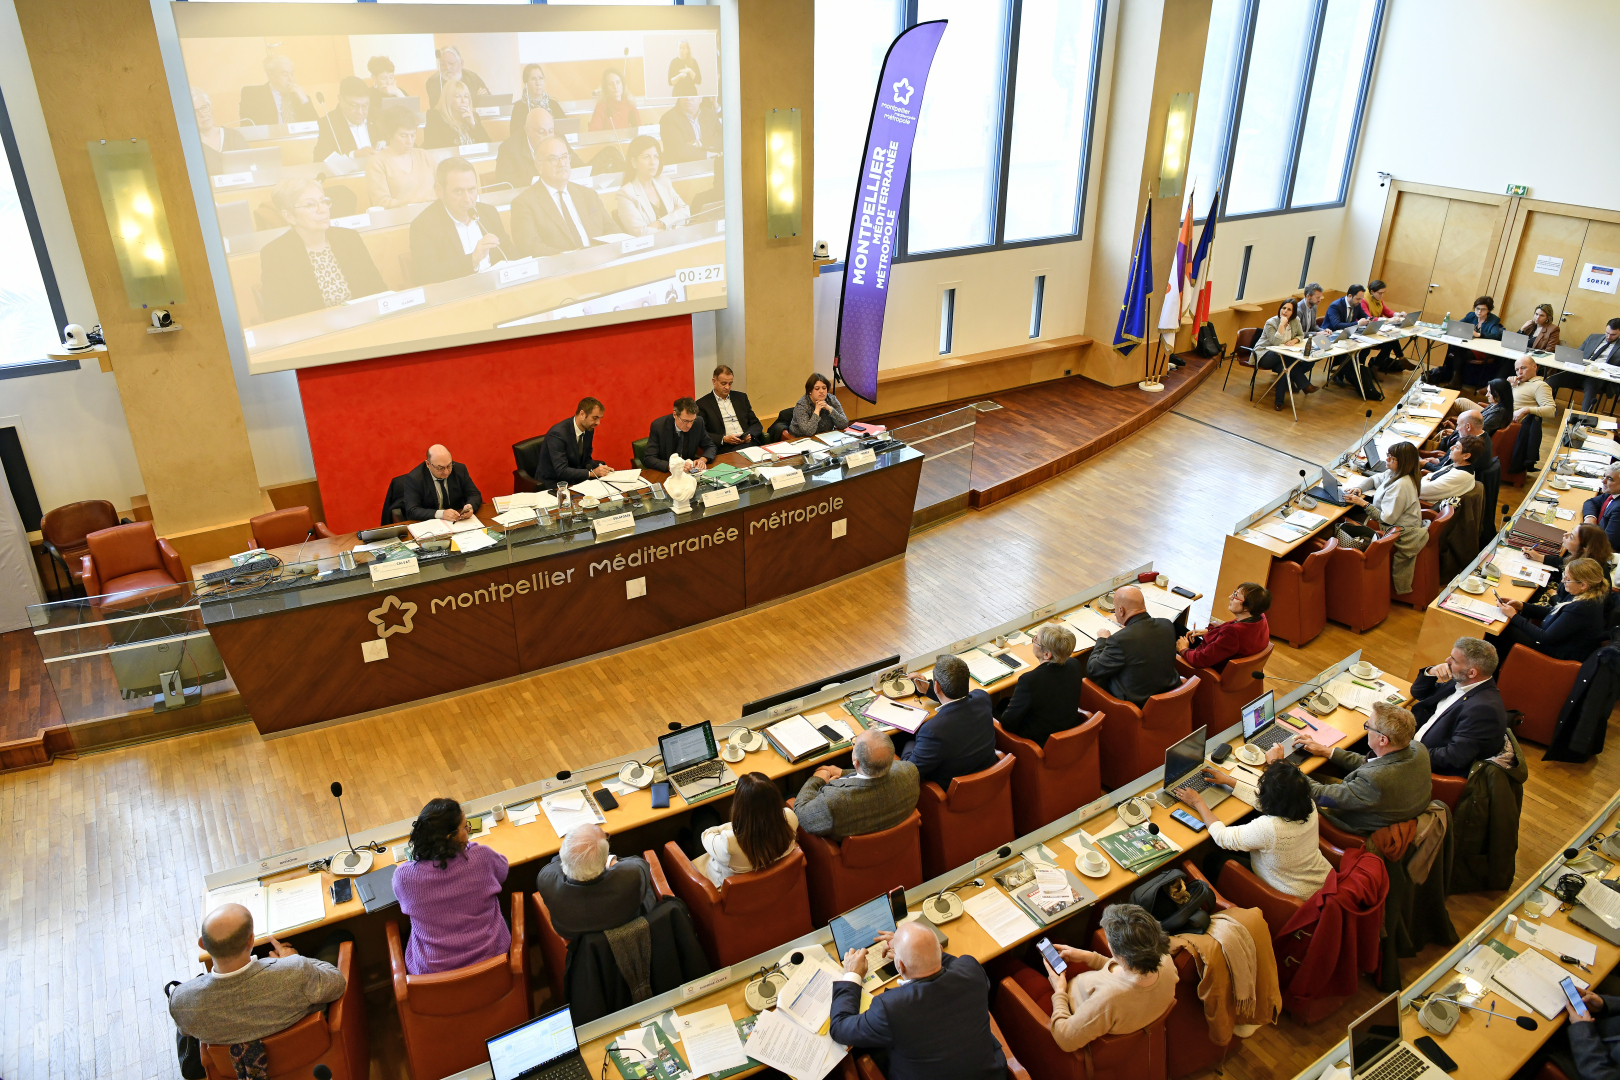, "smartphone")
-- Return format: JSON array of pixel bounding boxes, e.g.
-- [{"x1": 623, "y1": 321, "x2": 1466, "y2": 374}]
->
[
  {"x1": 593, "y1": 788, "x2": 620, "y2": 812},
  {"x1": 1169, "y1": 807, "x2": 1207, "y2": 832},
  {"x1": 1037, "y1": 937, "x2": 1066, "y2": 975},
  {"x1": 650, "y1": 782, "x2": 670, "y2": 809},
  {"x1": 329, "y1": 878, "x2": 353, "y2": 905},
  {"x1": 888, "y1": 885, "x2": 908, "y2": 922},
  {"x1": 1562, "y1": 976, "x2": 1591, "y2": 1020},
  {"x1": 1279, "y1": 711, "x2": 1309, "y2": 729},
  {"x1": 1172, "y1": 585, "x2": 1197, "y2": 599},
  {"x1": 994, "y1": 652, "x2": 1022, "y2": 669}
]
